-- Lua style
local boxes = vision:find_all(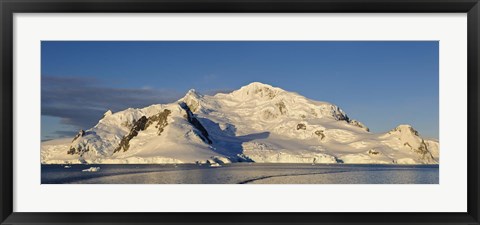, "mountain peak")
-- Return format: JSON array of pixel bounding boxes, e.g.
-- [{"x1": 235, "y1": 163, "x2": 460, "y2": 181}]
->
[
  {"x1": 230, "y1": 82, "x2": 284, "y2": 100},
  {"x1": 104, "y1": 109, "x2": 113, "y2": 116},
  {"x1": 180, "y1": 89, "x2": 203, "y2": 112},
  {"x1": 244, "y1": 81, "x2": 273, "y2": 88},
  {"x1": 100, "y1": 109, "x2": 113, "y2": 121},
  {"x1": 186, "y1": 88, "x2": 199, "y2": 95},
  {"x1": 182, "y1": 89, "x2": 202, "y2": 100},
  {"x1": 390, "y1": 124, "x2": 419, "y2": 136},
  {"x1": 42, "y1": 82, "x2": 439, "y2": 165}
]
